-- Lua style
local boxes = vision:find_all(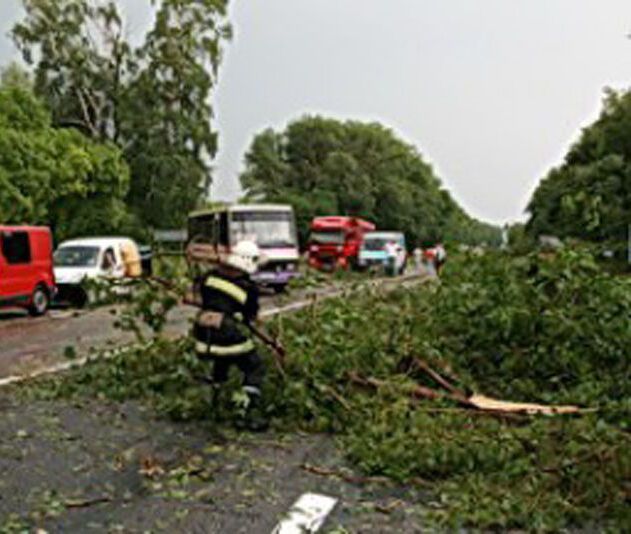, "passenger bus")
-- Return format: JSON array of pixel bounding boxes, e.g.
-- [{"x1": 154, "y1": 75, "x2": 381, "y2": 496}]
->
[{"x1": 187, "y1": 204, "x2": 300, "y2": 291}]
